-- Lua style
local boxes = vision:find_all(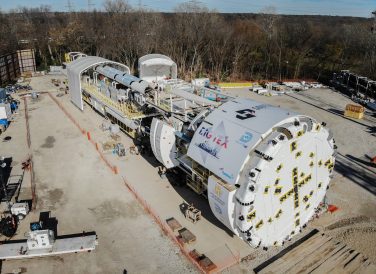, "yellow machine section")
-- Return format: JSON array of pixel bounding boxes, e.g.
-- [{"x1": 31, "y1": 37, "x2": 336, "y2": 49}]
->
[{"x1": 81, "y1": 82, "x2": 145, "y2": 120}]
